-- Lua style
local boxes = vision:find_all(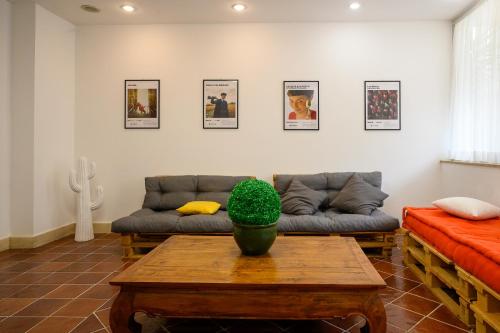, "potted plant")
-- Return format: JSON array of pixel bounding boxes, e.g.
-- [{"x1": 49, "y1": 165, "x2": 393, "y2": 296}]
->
[{"x1": 227, "y1": 179, "x2": 281, "y2": 256}]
